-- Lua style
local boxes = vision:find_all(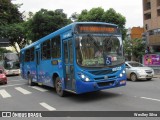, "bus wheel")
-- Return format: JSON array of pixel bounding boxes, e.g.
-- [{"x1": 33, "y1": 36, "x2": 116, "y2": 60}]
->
[
  {"x1": 28, "y1": 75, "x2": 34, "y2": 86},
  {"x1": 55, "y1": 77, "x2": 65, "y2": 97}
]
